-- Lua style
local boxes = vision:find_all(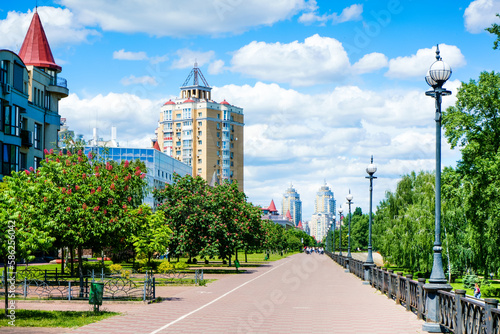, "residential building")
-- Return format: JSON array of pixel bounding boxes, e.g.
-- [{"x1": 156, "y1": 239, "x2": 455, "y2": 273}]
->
[
  {"x1": 309, "y1": 182, "x2": 336, "y2": 241},
  {"x1": 84, "y1": 146, "x2": 191, "y2": 208},
  {"x1": 261, "y1": 199, "x2": 294, "y2": 229},
  {"x1": 155, "y1": 63, "x2": 244, "y2": 190},
  {"x1": 282, "y1": 184, "x2": 302, "y2": 226},
  {"x1": 0, "y1": 10, "x2": 68, "y2": 178}
]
